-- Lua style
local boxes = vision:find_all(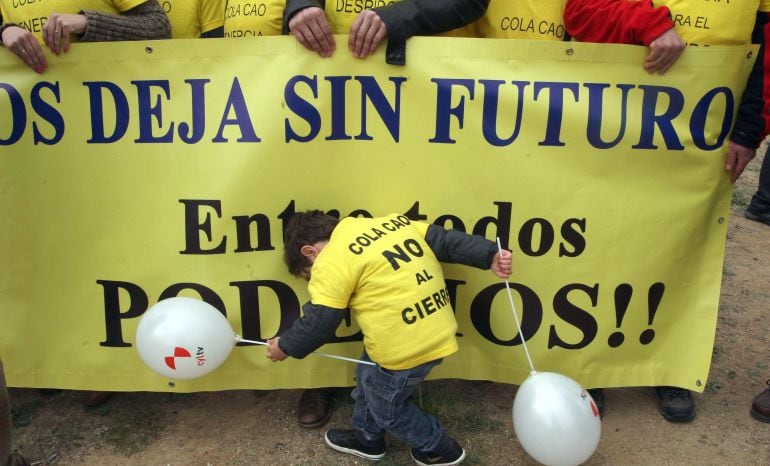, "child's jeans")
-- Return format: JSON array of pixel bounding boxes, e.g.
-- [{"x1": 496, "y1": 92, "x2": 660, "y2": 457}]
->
[{"x1": 350, "y1": 351, "x2": 445, "y2": 452}]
